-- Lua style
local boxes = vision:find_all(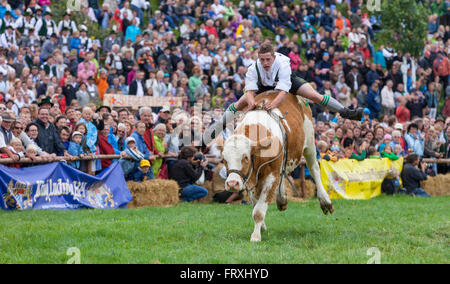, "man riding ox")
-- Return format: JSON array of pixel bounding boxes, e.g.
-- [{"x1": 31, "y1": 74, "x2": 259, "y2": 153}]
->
[
  {"x1": 204, "y1": 43, "x2": 363, "y2": 142},
  {"x1": 214, "y1": 43, "x2": 336, "y2": 242}
]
